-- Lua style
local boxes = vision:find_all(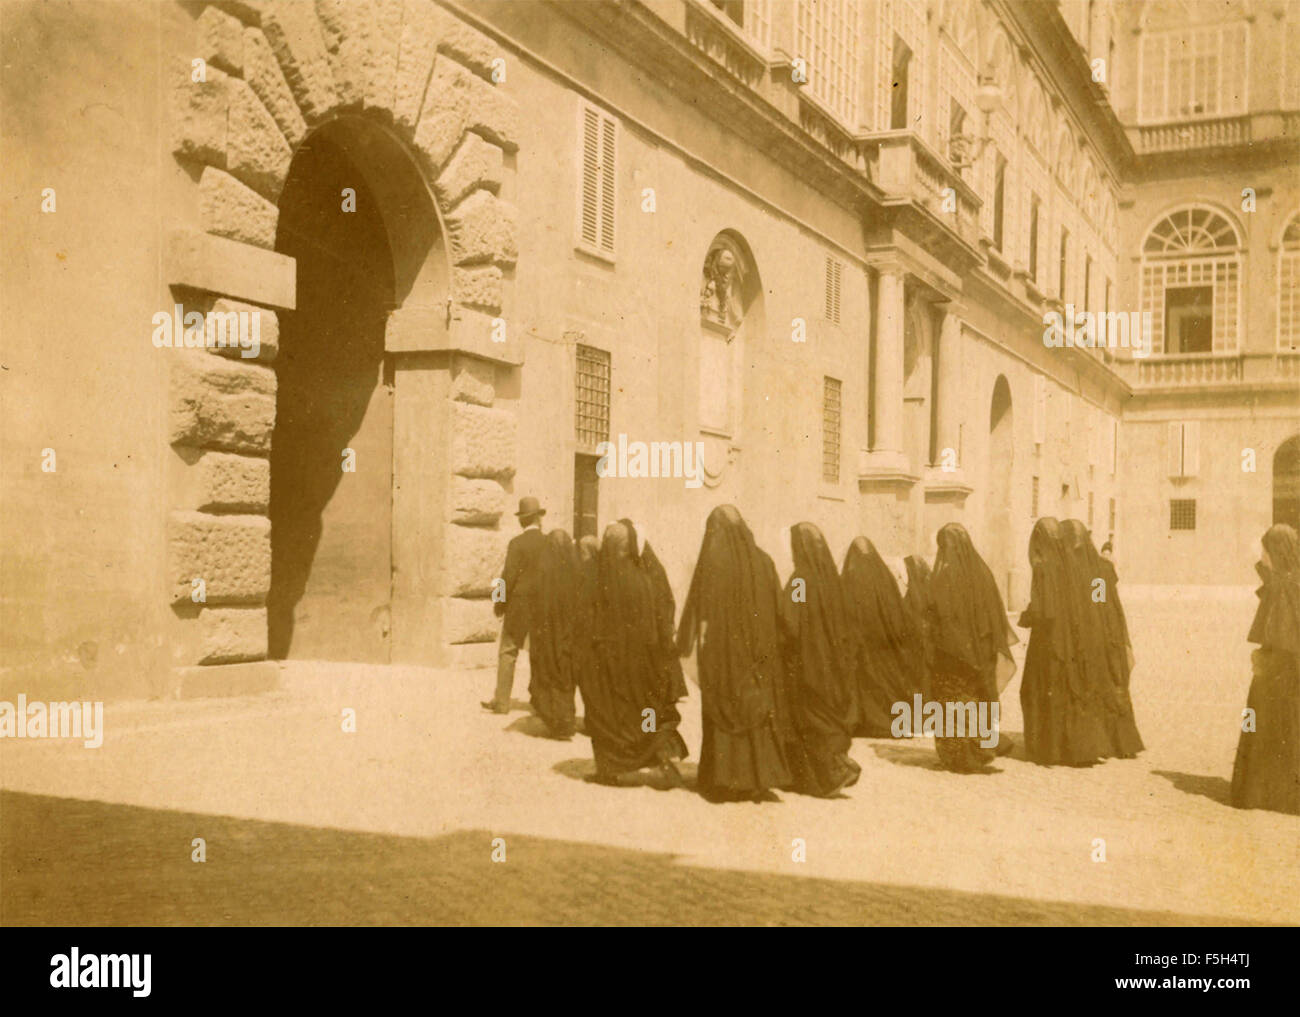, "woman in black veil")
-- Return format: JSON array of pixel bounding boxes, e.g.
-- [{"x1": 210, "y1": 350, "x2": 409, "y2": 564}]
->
[
  {"x1": 527, "y1": 528, "x2": 579, "y2": 739},
  {"x1": 1231, "y1": 524, "x2": 1300, "y2": 815},
  {"x1": 583, "y1": 521, "x2": 688, "y2": 786},
  {"x1": 842, "y1": 537, "x2": 927, "y2": 736},
  {"x1": 1019, "y1": 517, "x2": 1112, "y2": 764},
  {"x1": 677, "y1": 505, "x2": 793, "y2": 800},
  {"x1": 927, "y1": 522, "x2": 1017, "y2": 772},
  {"x1": 780, "y1": 522, "x2": 861, "y2": 796},
  {"x1": 1061, "y1": 518, "x2": 1143, "y2": 758}
]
